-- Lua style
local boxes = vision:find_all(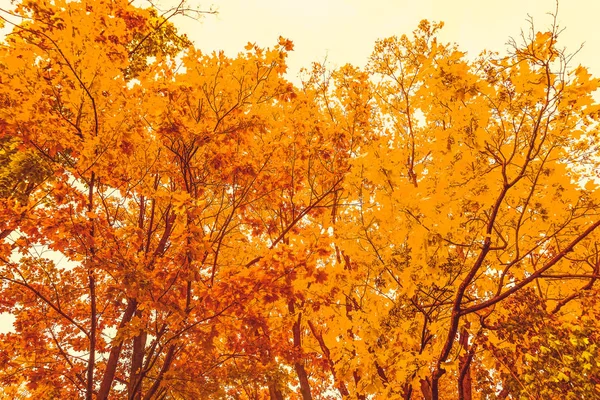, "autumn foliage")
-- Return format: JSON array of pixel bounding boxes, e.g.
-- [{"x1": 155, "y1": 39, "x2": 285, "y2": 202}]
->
[{"x1": 1, "y1": 1, "x2": 600, "y2": 399}]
